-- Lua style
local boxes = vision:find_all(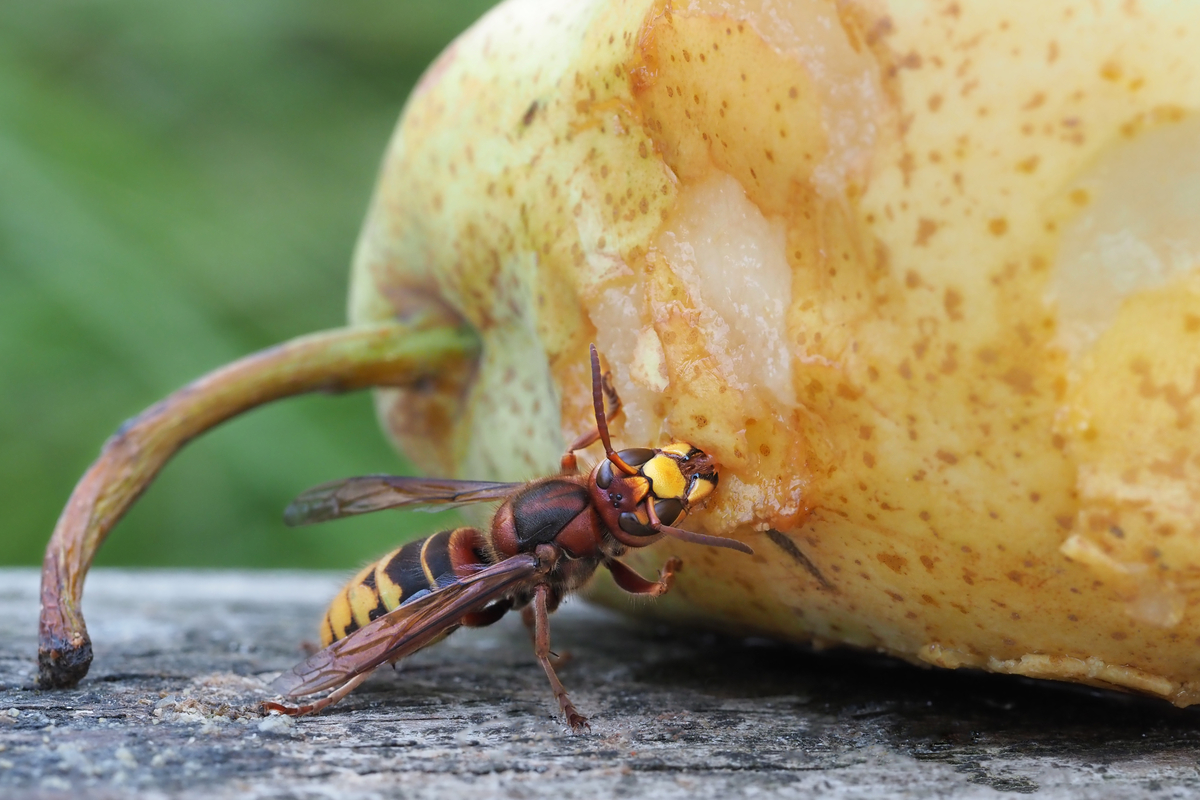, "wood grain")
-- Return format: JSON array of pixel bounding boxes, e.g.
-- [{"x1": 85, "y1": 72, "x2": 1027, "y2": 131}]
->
[{"x1": 4, "y1": 568, "x2": 1200, "y2": 798}]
